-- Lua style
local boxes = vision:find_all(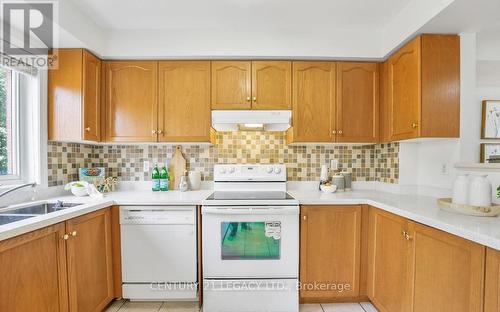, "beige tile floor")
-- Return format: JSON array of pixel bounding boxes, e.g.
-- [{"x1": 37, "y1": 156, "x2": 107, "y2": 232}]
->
[{"x1": 105, "y1": 300, "x2": 378, "y2": 312}]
